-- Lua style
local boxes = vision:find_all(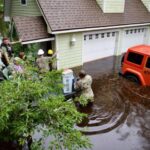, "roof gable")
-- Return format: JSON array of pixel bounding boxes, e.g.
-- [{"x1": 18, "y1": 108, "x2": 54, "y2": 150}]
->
[{"x1": 13, "y1": 16, "x2": 50, "y2": 42}]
